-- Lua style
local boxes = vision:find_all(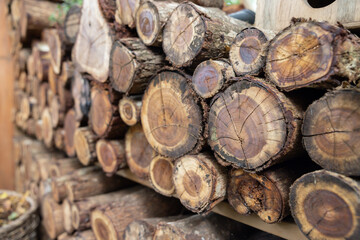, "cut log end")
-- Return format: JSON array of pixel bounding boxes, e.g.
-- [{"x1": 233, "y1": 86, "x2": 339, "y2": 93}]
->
[
  {"x1": 41, "y1": 108, "x2": 54, "y2": 148},
  {"x1": 42, "y1": 196, "x2": 65, "y2": 239},
  {"x1": 64, "y1": 5, "x2": 81, "y2": 44},
  {"x1": 91, "y1": 210, "x2": 118, "y2": 240},
  {"x1": 135, "y1": 1, "x2": 160, "y2": 46},
  {"x1": 149, "y1": 156, "x2": 175, "y2": 197},
  {"x1": 74, "y1": 127, "x2": 97, "y2": 166},
  {"x1": 71, "y1": 204, "x2": 80, "y2": 230},
  {"x1": 64, "y1": 109, "x2": 79, "y2": 157},
  {"x1": 46, "y1": 29, "x2": 62, "y2": 74},
  {"x1": 119, "y1": 96, "x2": 142, "y2": 126},
  {"x1": 63, "y1": 199, "x2": 74, "y2": 234},
  {"x1": 96, "y1": 139, "x2": 126, "y2": 175}
]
